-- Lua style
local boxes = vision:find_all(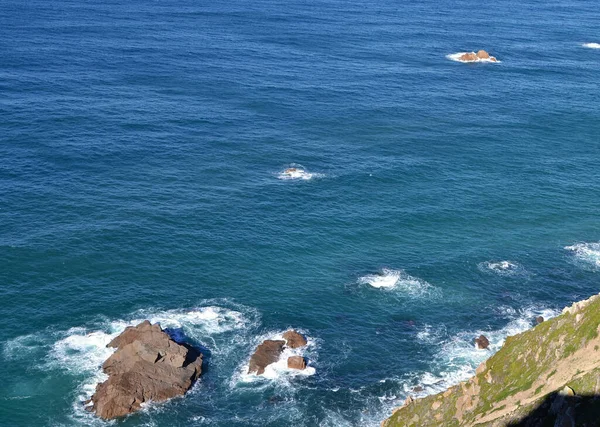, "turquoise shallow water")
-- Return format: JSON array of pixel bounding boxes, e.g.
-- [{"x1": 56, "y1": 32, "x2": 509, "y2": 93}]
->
[{"x1": 1, "y1": 0, "x2": 600, "y2": 425}]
